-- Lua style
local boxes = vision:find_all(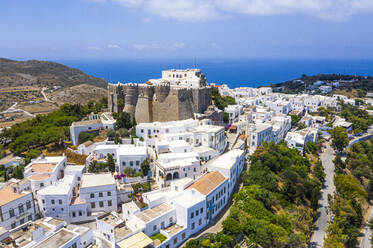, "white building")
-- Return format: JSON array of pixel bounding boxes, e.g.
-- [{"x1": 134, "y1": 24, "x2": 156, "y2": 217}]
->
[
  {"x1": 70, "y1": 112, "x2": 116, "y2": 145},
  {"x1": 89, "y1": 144, "x2": 148, "y2": 174},
  {"x1": 285, "y1": 128, "x2": 318, "y2": 152},
  {"x1": 24, "y1": 155, "x2": 67, "y2": 193},
  {"x1": 247, "y1": 123, "x2": 274, "y2": 153},
  {"x1": 155, "y1": 69, "x2": 207, "y2": 88},
  {"x1": 207, "y1": 149, "x2": 245, "y2": 196},
  {"x1": 0, "y1": 179, "x2": 36, "y2": 230},
  {"x1": 319, "y1": 85, "x2": 332, "y2": 94},
  {"x1": 37, "y1": 174, "x2": 78, "y2": 222},
  {"x1": 155, "y1": 151, "x2": 201, "y2": 188},
  {"x1": 80, "y1": 173, "x2": 118, "y2": 215},
  {"x1": 224, "y1": 105, "x2": 243, "y2": 124}
]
